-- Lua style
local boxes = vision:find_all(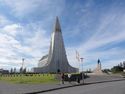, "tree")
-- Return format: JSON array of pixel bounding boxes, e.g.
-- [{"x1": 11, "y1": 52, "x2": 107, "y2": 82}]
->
[
  {"x1": 23, "y1": 67, "x2": 26, "y2": 73},
  {"x1": 123, "y1": 61, "x2": 125, "y2": 69},
  {"x1": 119, "y1": 62, "x2": 123, "y2": 67},
  {"x1": 20, "y1": 67, "x2": 23, "y2": 73},
  {"x1": 111, "y1": 66, "x2": 123, "y2": 73},
  {"x1": 103, "y1": 69, "x2": 111, "y2": 73},
  {"x1": 14, "y1": 67, "x2": 16, "y2": 73},
  {"x1": 10, "y1": 68, "x2": 13, "y2": 73}
]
